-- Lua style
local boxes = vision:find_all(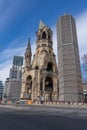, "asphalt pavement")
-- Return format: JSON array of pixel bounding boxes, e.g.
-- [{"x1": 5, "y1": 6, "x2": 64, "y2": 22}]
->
[{"x1": 0, "y1": 105, "x2": 87, "y2": 130}]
